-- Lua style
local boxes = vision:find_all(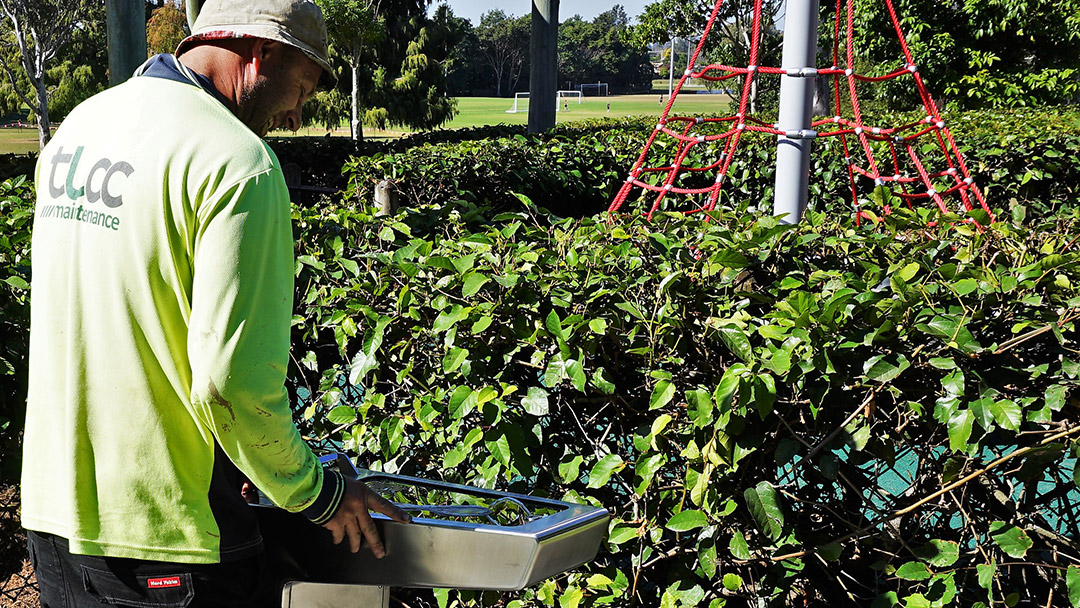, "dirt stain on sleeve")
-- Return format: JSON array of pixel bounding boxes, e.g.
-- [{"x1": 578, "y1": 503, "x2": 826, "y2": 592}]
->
[{"x1": 208, "y1": 381, "x2": 237, "y2": 422}]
